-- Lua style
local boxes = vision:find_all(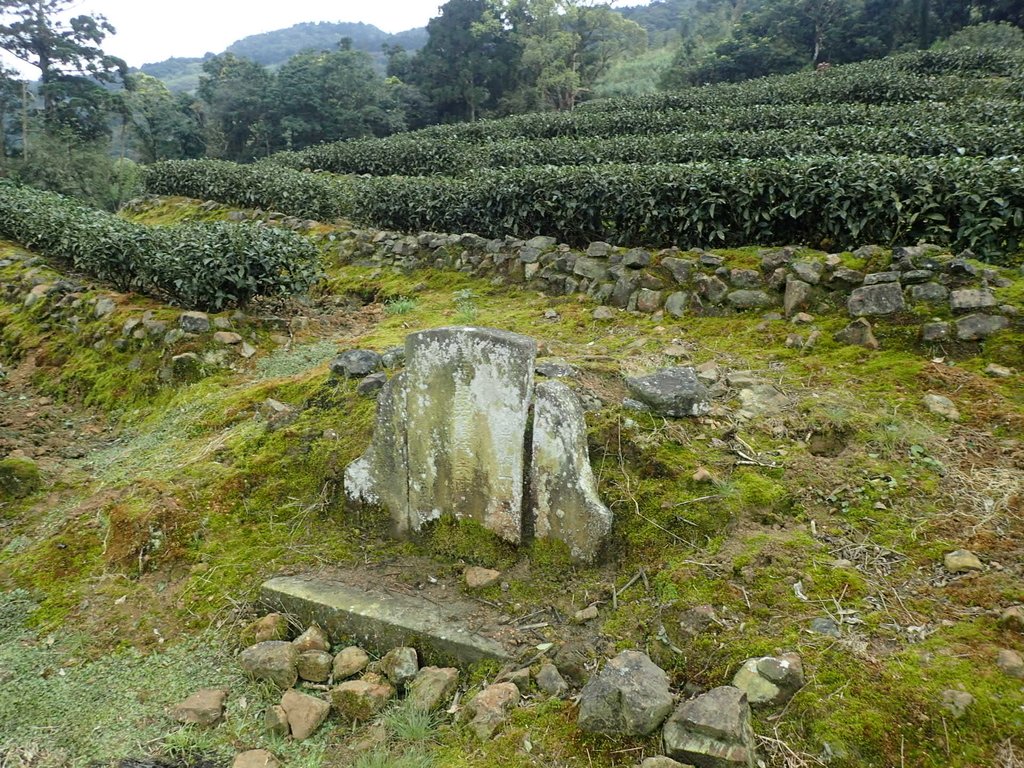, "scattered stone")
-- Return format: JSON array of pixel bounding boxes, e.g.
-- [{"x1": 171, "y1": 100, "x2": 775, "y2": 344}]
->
[
  {"x1": 731, "y1": 654, "x2": 804, "y2": 707},
  {"x1": 170, "y1": 688, "x2": 228, "y2": 727},
  {"x1": 331, "y1": 679, "x2": 395, "y2": 721},
  {"x1": 791, "y1": 261, "x2": 824, "y2": 285},
  {"x1": 239, "y1": 641, "x2": 299, "y2": 689},
  {"x1": 834, "y1": 318, "x2": 879, "y2": 350},
  {"x1": 380, "y1": 647, "x2": 419, "y2": 687},
  {"x1": 637, "y1": 289, "x2": 663, "y2": 313},
  {"x1": 333, "y1": 646, "x2": 370, "y2": 680},
  {"x1": 955, "y1": 314, "x2": 1009, "y2": 341},
  {"x1": 593, "y1": 306, "x2": 616, "y2": 321},
  {"x1": 463, "y1": 682, "x2": 520, "y2": 740},
  {"x1": 641, "y1": 758, "x2": 693, "y2": 768},
  {"x1": 213, "y1": 331, "x2": 243, "y2": 345},
  {"x1": 281, "y1": 689, "x2": 330, "y2": 740},
  {"x1": 240, "y1": 613, "x2": 289, "y2": 646},
  {"x1": 726, "y1": 290, "x2": 772, "y2": 310},
  {"x1": 232, "y1": 750, "x2": 279, "y2": 768},
  {"x1": 791, "y1": 312, "x2": 814, "y2": 324},
  {"x1": 730, "y1": 268, "x2": 761, "y2": 288},
  {"x1": 692, "y1": 467, "x2": 715, "y2": 484},
  {"x1": 950, "y1": 289, "x2": 997, "y2": 312},
  {"x1": 863, "y1": 271, "x2": 900, "y2": 285},
  {"x1": 578, "y1": 650, "x2": 673, "y2": 737},
  {"x1": 264, "y1": 704, "x2": 289, "y2": 737},
  {"x1": 407, "y1": 666, "x2": 460, "y2": 711},
  {"x1": 923, "y1": 394, "x2": 960, "y2": 422},
  {"x1": 944, "y1": 549, "x2": 983, "y2": 573},
  {"x1": 382, "y1": 347, "x2": 406, "y2": 368},
  {"x1": 297, "y1": 650, "x2": 333, "y2": 683},
  {"x1": 574, "y1": 605, "x2": 599, "y2": 623},
  {"x1": 574, "y1": 257, "x2": 610, "y2": 282},
  {"x1": 809, "y1": 617, "x2": 841, "y2": 638},
  {"x1": 179, "y1": 311, "x2": 210, "y2": 333},
  {"x1": 738, "y1": 385, "x2": 788, "y2": 416},
  {"x1": 357, "y1": 372, "x2": 388, "y2": 396},
  {"x1": 662, "y1": 257, "x2": 696, "y2": 284},
  {"x1": 625, "y1": 367, "x2": 711, "y2": 418},
  {"x1": 536, "y1": 359, "x2": 576, "y2": 378},
  {"x1": 695, "y1": 274, "x2": 729, "y2": 304},
  {"x1": 94, "y1": 297, "x2": 117, "y2": 318},
  {"x1": 0, "y1": 457, "x2": 42, "y2": 499},
  {"x1": 997, "y1": 649, "x2": 1024, "y2": 679},
  {"x1": 293, "y1": 625, "x2": 330, "y2": 653},
  {"x1": 239, "y1": 342, "x2": 257, "y2": 359},
  {"x1": 784, "y1": 333, "x2": 803, "y2": 349},
  {"x1": 464, "y1": 566, "x2": 502, "y2": 589},
  {"x1": 663, "y1": 686, "x2": 758, "y2": 768},
  {"x1": 984, "y1": 363, "x2": 1013, "y2": 378},
  {"x1": 940, "y1": 689, "x2": 973, "y2": 718},
  {"x1": 171, "y1": 352, "x2": 203, "y2": 383},
  {"x1": 910, "y1": 282, "x2": 949, "y2": 303},
  {"x1": 848, "y1": 283, "x2": 905, "y2": 317},
  {"x1": 921, "y1": 321, "x2": 951, "y2": 342},
  {"x1": 331, "y1": 349, "x2": 383, "y2": 378},
  {"x1": 530, "y1": 381, "x2": 613, "y2": 562},
  {"x1": 504, "y1": 667, "x2": 531, "y2": 691},
  {"x1": 536, "y1": 663, "x2": 569, "y2": 697},
  {"x1": 999, "y1": 606, "x2": 1024, "y2": 632},
  {"x1": 665, "y1": 291, "x2": 698, "y2": 318}
]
